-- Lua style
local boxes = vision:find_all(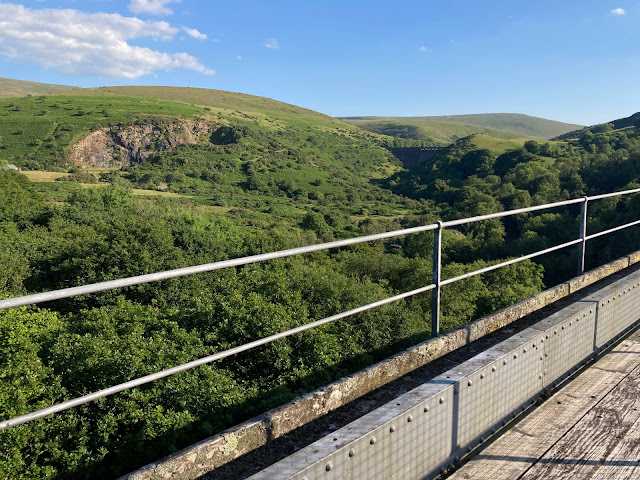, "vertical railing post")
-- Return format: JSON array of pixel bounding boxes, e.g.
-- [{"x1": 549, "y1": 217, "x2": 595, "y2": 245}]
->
[
  {"x1": 431, "y1": 221, "x2": 443, "y2": 338},
  {"x1": 578, "y1": 196, "x2": 588, "y2": 275}
]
